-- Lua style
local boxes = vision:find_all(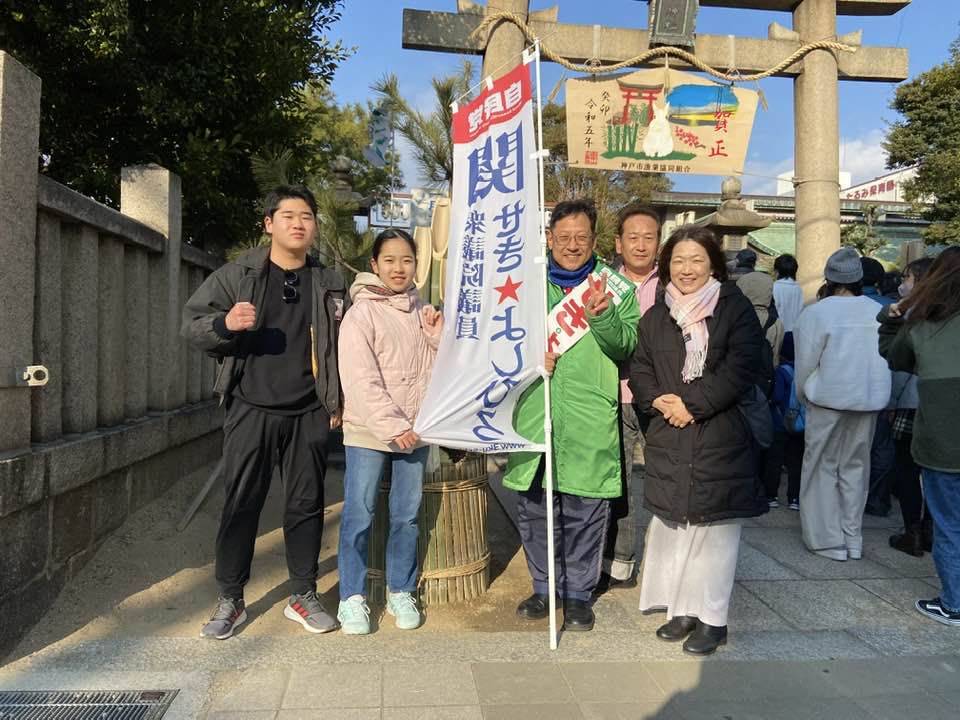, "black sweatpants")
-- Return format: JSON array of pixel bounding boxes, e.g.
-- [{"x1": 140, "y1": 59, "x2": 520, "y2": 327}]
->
[
  {"x1": 762, "y1": 430, "x2": 804, "y2": 501},
  {"x1": 216, "y1": 400, "x2": 329, "y2": 599},
  {"x1": 517, "y1": 462, "x2": 610, "y2": 602},
  {"x1": 894, "y1": 433, "x2": 924, "y2": 528}
]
